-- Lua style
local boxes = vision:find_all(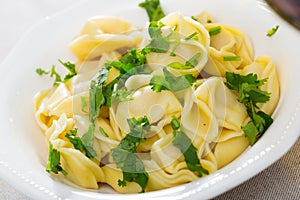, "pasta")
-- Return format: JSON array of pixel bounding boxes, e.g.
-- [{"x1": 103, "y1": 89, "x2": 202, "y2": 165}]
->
[{"x1": 34, "y1": 10, "x2": 280, "y2": 194}]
